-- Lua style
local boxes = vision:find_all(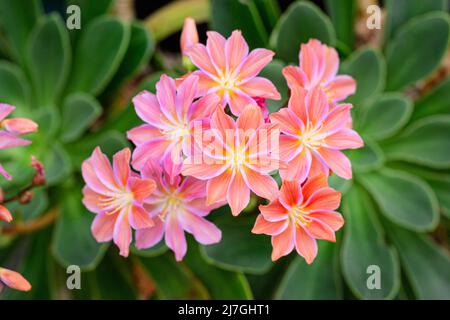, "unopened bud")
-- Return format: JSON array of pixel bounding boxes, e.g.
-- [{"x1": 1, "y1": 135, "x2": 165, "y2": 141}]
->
[
  {"x1": 31, "y1": 156, "x2": 46, "y2": 186},
  {"x1": 19, "y1": 190, "x2": 33, "y2": 204}
]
